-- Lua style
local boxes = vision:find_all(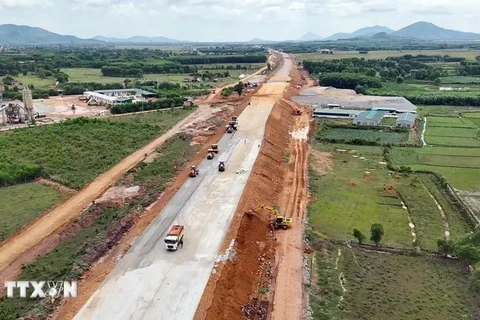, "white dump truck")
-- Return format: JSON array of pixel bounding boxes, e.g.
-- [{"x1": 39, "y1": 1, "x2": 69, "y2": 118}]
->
[{"x1": 164, "y1": 225, "x2": 184, "y2": 251}]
